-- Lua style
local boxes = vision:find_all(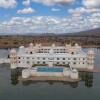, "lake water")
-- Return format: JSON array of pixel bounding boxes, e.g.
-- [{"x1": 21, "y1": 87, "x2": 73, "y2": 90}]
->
[{"x1": 0, "y1": 48, "x2": 100, "y2": 100}]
